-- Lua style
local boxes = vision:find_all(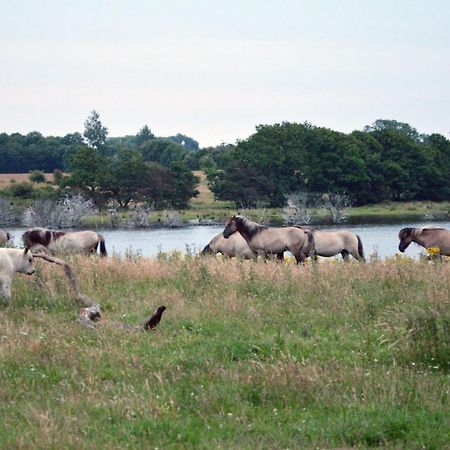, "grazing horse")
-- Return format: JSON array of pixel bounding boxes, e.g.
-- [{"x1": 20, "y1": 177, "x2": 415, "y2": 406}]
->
[
  {"x1": 0, "y1": 229, "x2": 11, "y2": 247},
  {"x1": 0, "y1": 248, "x2": 35, "y2": 302},
  {"x1": 223, "y1": 215, "x2": 312, "y2": 263},
  {"x1": 301, "y1": 228, "x2": 365, "y2": 262},
  {"x1": 201, "y1": 232, "x2": 257, "y2": 259},
  {"x1": 22, "y1": 227, "x2": 107, "y2": 256},
  {"x1": 398, "y1": 227, "x2": 450, "y2": 255}
]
